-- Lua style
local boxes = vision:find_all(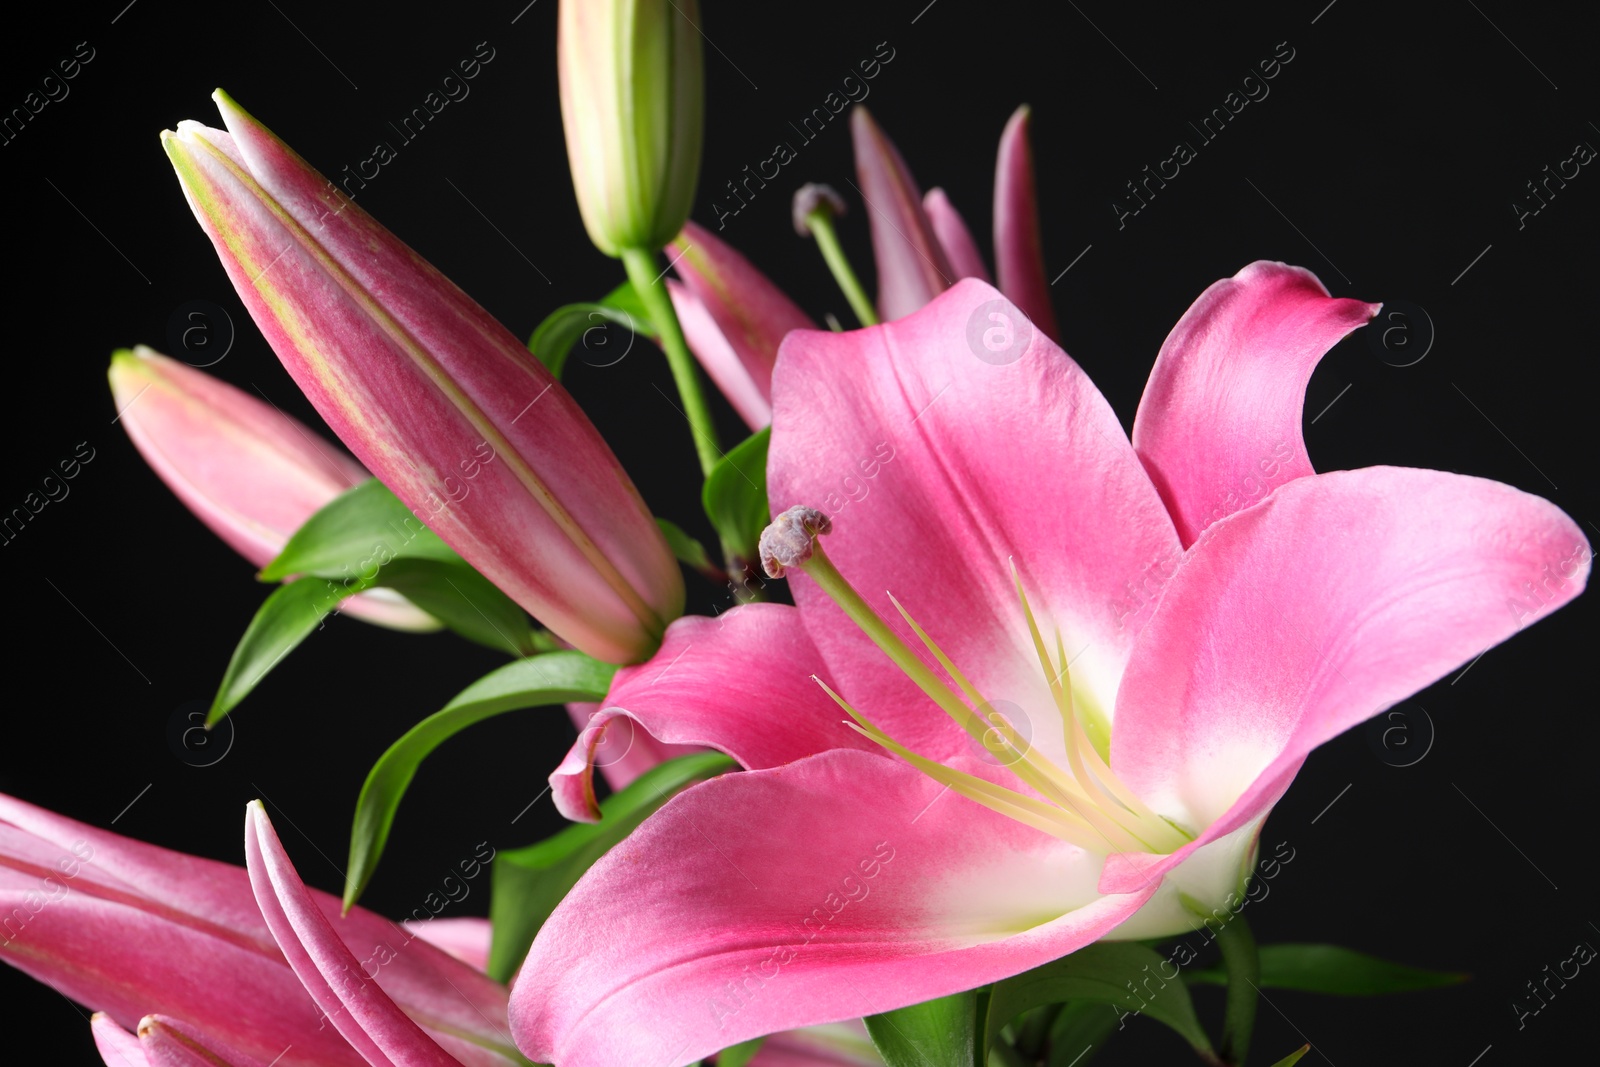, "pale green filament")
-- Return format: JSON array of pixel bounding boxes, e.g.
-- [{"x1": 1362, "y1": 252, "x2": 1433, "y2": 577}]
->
[{"x1": 798, "y1": 538, "x2": 1191, "y2": 856}]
